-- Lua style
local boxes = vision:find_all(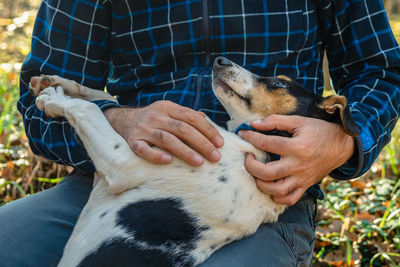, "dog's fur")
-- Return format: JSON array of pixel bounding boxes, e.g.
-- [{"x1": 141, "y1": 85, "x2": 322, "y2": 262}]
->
[{"x1": 30, "y1": 57, "x2": 359, "y2": 267}]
